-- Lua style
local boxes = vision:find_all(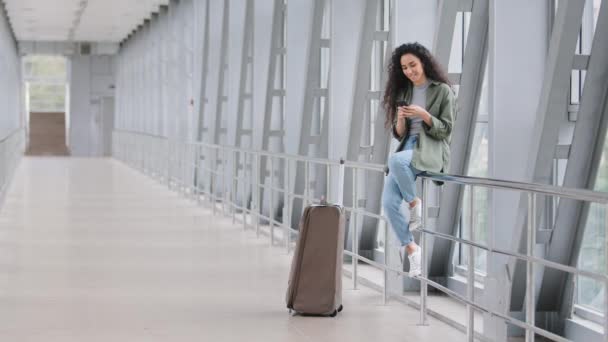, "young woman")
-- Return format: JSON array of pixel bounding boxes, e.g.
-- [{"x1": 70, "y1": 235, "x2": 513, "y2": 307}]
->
[{"x1": 382, "y1": 42, "x2": 454, "y2": 277}]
